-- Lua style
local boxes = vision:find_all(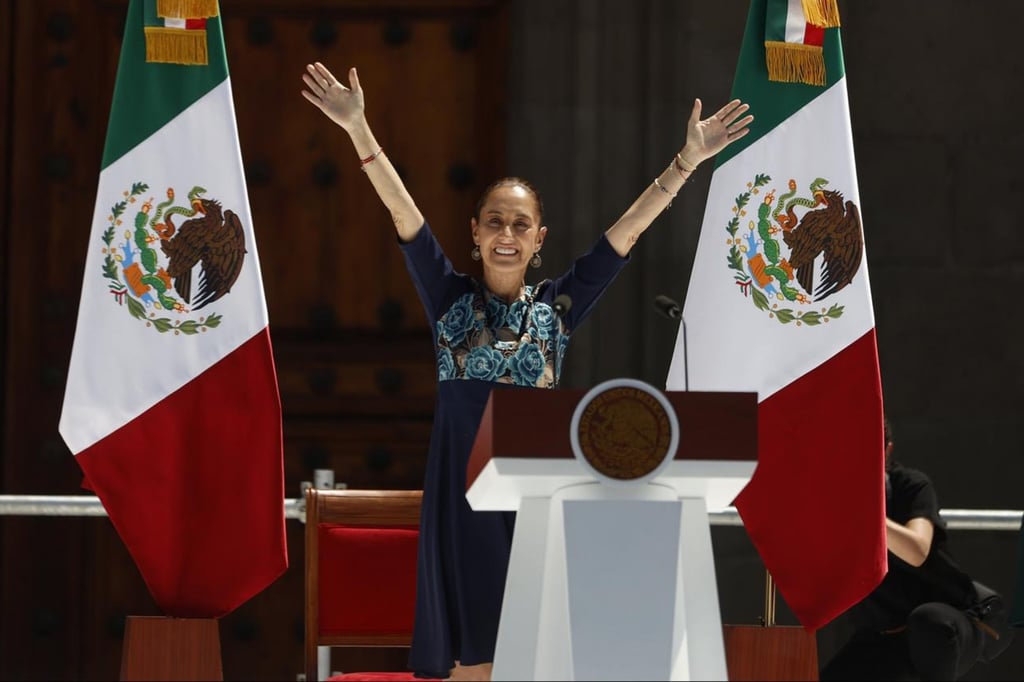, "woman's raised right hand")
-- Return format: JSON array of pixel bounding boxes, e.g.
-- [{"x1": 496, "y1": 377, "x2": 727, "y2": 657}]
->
[{"x1": 301, "y1": 62, "x2": 364, "y2": 132}]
